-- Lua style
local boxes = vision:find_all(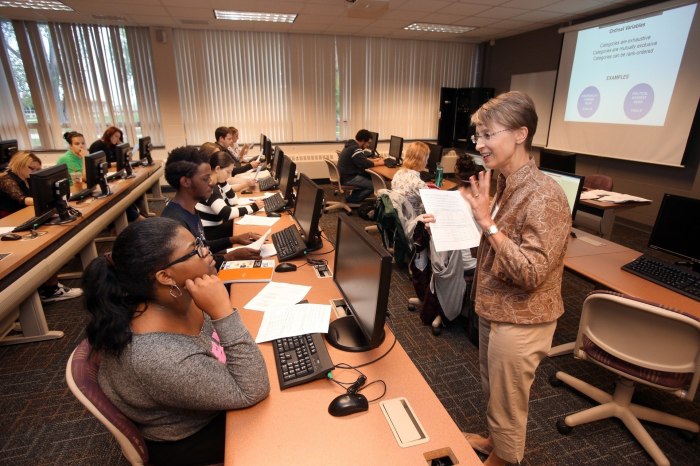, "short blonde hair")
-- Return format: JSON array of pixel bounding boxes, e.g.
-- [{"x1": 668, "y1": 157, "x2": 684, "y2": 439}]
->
[
  {"x1": 8, "y1": 151, "x2": 41, "y2": 175},
  {"x1": 471, "y1": 91, "x2": 538, "y2": 151},
  {"x1": 402, "y1": 142, "x2": 430, "y2": 171}
]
